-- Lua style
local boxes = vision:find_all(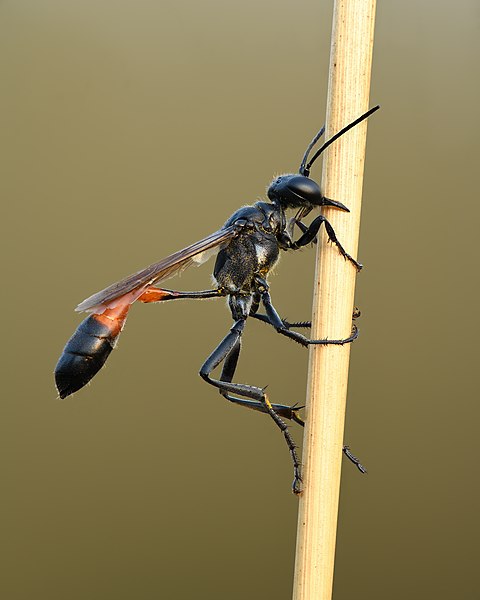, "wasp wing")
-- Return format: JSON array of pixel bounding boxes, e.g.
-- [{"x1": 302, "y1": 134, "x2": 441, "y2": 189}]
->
[{"x1": 75, "y1": 225, "x2": 238, "y2": 313}]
